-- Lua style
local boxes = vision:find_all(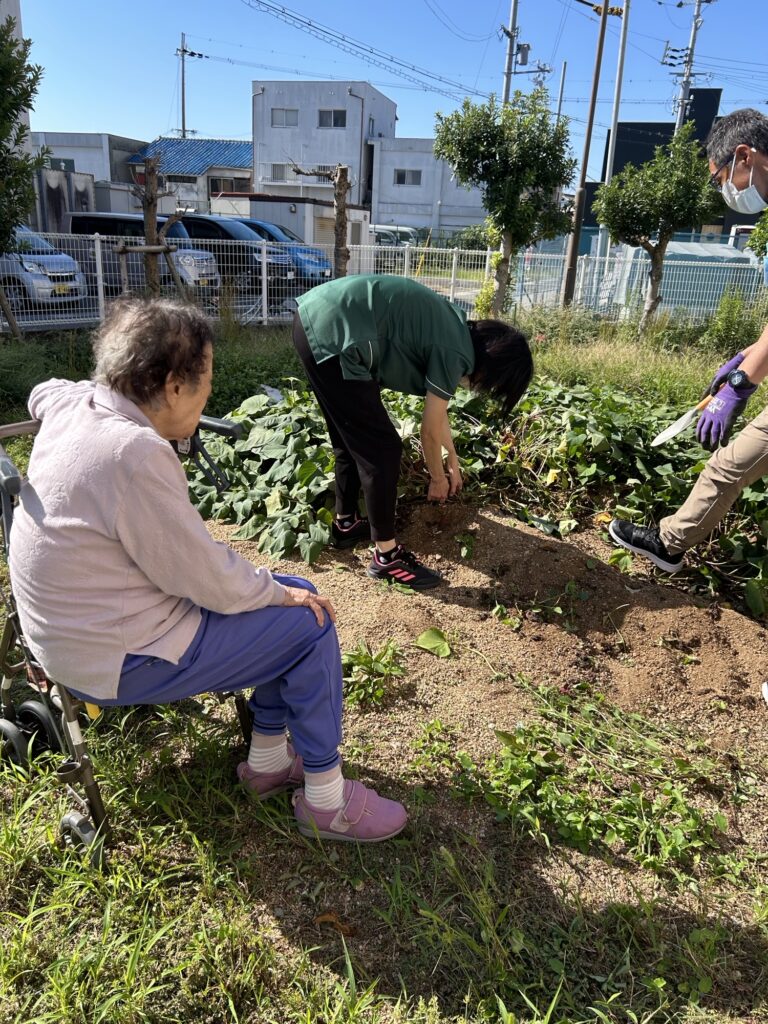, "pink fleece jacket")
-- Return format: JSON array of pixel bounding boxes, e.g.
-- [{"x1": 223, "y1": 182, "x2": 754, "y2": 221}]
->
[{"x1": 9, "y1": 379, "x2": 285, "y2": 700}]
